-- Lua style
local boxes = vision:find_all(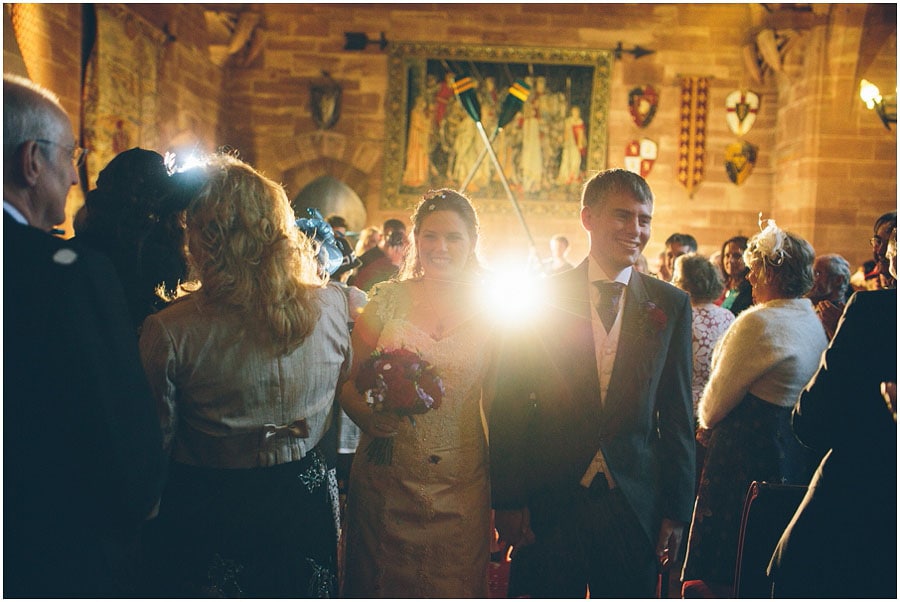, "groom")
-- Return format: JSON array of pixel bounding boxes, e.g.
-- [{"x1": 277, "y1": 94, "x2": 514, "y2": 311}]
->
[{"x1": 491, "y1": 169, "x2": 695, "y2": 597}]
